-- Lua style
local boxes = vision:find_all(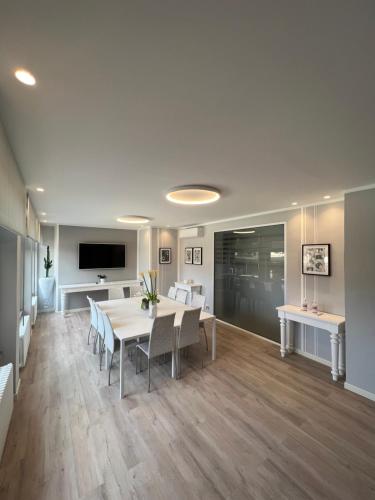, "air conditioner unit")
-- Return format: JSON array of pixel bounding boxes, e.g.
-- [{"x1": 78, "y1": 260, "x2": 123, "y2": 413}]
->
[{"x1": 178, "y1": 227, "x2": 204, "y2": 239}]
